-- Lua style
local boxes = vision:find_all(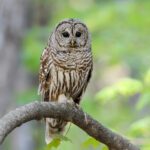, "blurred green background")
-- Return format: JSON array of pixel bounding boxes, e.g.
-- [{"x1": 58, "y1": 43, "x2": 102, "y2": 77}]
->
[{"x1": 1, "y1": 0, "x2": 150, "y2": 150}]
